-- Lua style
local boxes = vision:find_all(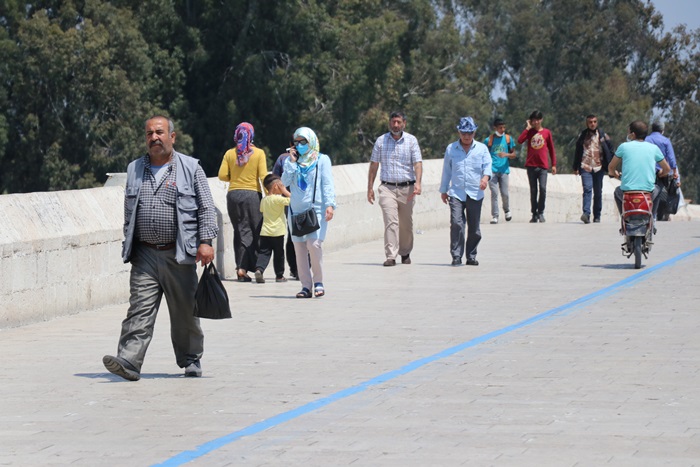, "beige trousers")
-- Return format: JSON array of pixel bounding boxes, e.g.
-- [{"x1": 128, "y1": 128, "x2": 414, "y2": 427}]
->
[
  {"x1": 293, "y1": 238, "x2": 324, "y2": 291},
  {"x1": 378, "y1": 184, "x2": 415, "y2": 260}
]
